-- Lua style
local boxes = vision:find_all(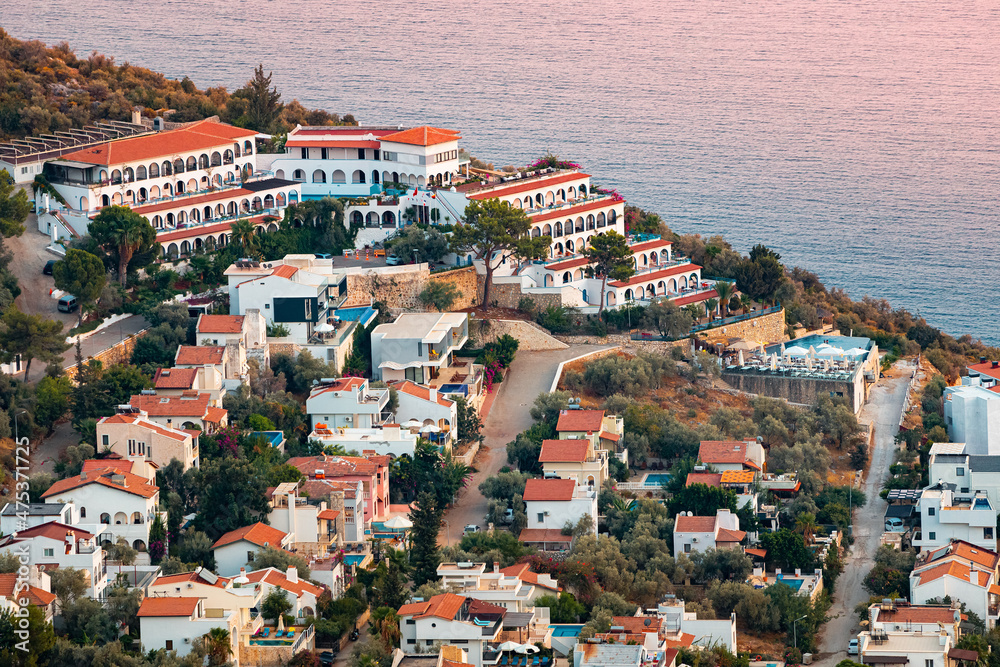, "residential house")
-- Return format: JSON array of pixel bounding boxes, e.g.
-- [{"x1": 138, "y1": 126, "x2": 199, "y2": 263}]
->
[
  {"x1": 307, "y1": 555, "x2": 347, "y2": 600},
  {"x1": 211, "y1": 523, "x2": 292, "y2": 577},
  {"x1": 287, "y1": 454, "x2": 391, "y2": 523},
  {"x1": 196, "y1": 311, "x2": 268, "y2": 383},
  {"x1": 652, "y1": 597, "x2": 738, "y2": 652},
  {"x1": 137, "y1": 597, "x2": 240, "y2": 663},
  {"x1": 308, "y1": 423, "x2": 418, "y2": 459},
  {"x1": 521, "y1": 479, "x2": 598, "y2": 537},
  {"x1": 539, "y1": 439, "x2": 608, "y2": 489},
  {"x1": 909, "y1": 541, "x2": 1000, "y2": 628},
  {"x1": 437, "y1": 561, "x2": 561, "y2": 611},
  {"x1": 944, "y1": 380, "x2": 1000, "y2": 456},
  {"x1": 867, "y1": 601, "x2": 964, "y2": 640},
  {"x1": 0, "y1": 522, "x2": 108, "y2": 598},
  {"x1": 697, "y1": 440, "x2": 765, "y2": 473},
  {"x1": 147, "y1": 567, "x2": 264, "y2": 648},
  {"x1": 307, "y1": 377, "x2": 392, "y2": 429},
  {"x1": 41, "y1": 464, "x2": 161, "y2": 553},
  {"x1": 153, "y1": 366, "x2": 224, "y2": 405},
  {"x1": 267, "y1": 482, "x2": 341, "y2": 557},
  {"x1": 174, "y1": 345, "x2": 228, "y2": 379},
  {"x1": 673, "y1": 509, "x2": 745, "y2": 555},
  {"x1": 927, "y1": 443, "x2": 1000, "y2": 510},
  {"x1": 555, "y1": 409, "x2": 626, "y2": 462},
  {"x1": 746, "y1": 568, "x2": 825, "y2": 602},
  {"x1": 244, "y1": 566, "x2": 324, "y2": 619},
  {"x1": 684, "y1": 470, "x2": 758, "y2": 511},
  {"x1": 913, "y1": 482, "x2": 996, "y2": 552},
  {"x1": 127, "y1": 393, "x2": 227, "y2": 433},
  {"x1": 391, "y1": 380, "x2": 460, "y2": 450},
  {"x1": 0, "y1": 502, "x2": 74, "y2": 534},
  {"x1": 299, "y1": 478, "x2": 366, "y2": 543},
  {"x1": 574, "y1": 642, "x2": 649, "y2": 667},
  {"x1": 857, "y1": 628, "x2": 953, "y2": 667},
  {"x1": 371, "y1": 312, "x2": 469, "y2": 385},
  {"x1": 96, "y1": 411, "x2": 200, "y2": 470},
  {"x1": 0, "y1": 572, "x2": 56, "y2": 623},
  {"x1": 397, "y1": 593, "x2": 503, "y2": 667}
]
